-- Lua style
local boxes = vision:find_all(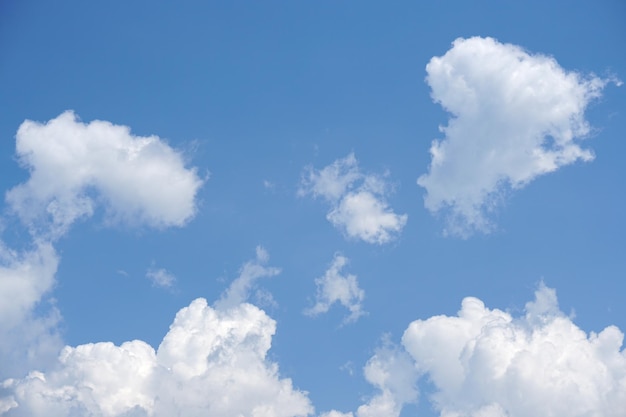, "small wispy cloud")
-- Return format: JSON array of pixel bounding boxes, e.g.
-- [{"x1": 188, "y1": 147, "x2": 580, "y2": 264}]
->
[
  {"x1": 263, "y1": 179, "x2": 275, "y2": 190},
  {"x1": 214, "y1": 246, "x2": 280, "y2": 310},
  {"x1": 304, "y1": 253, "x2": 365, "y2": 324},
  {"x1": 146, "y1": 267, "x2": 176, "y2": 289}
]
